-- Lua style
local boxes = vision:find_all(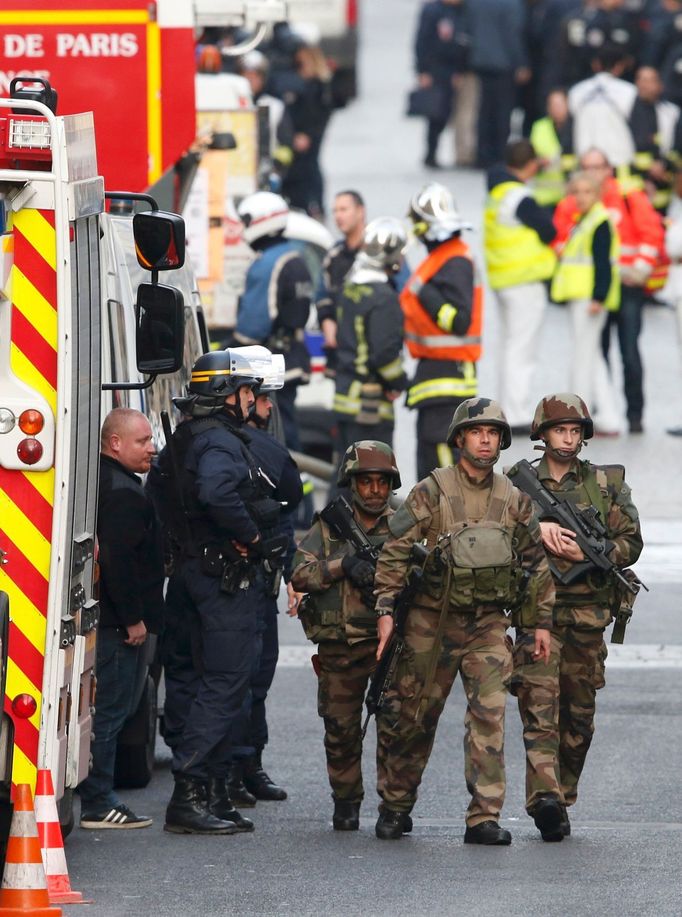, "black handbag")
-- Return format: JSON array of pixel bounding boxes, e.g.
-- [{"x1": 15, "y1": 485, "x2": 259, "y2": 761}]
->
[{"x1": 406, "y1": 85, "x2": 449, "y2": 121}]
